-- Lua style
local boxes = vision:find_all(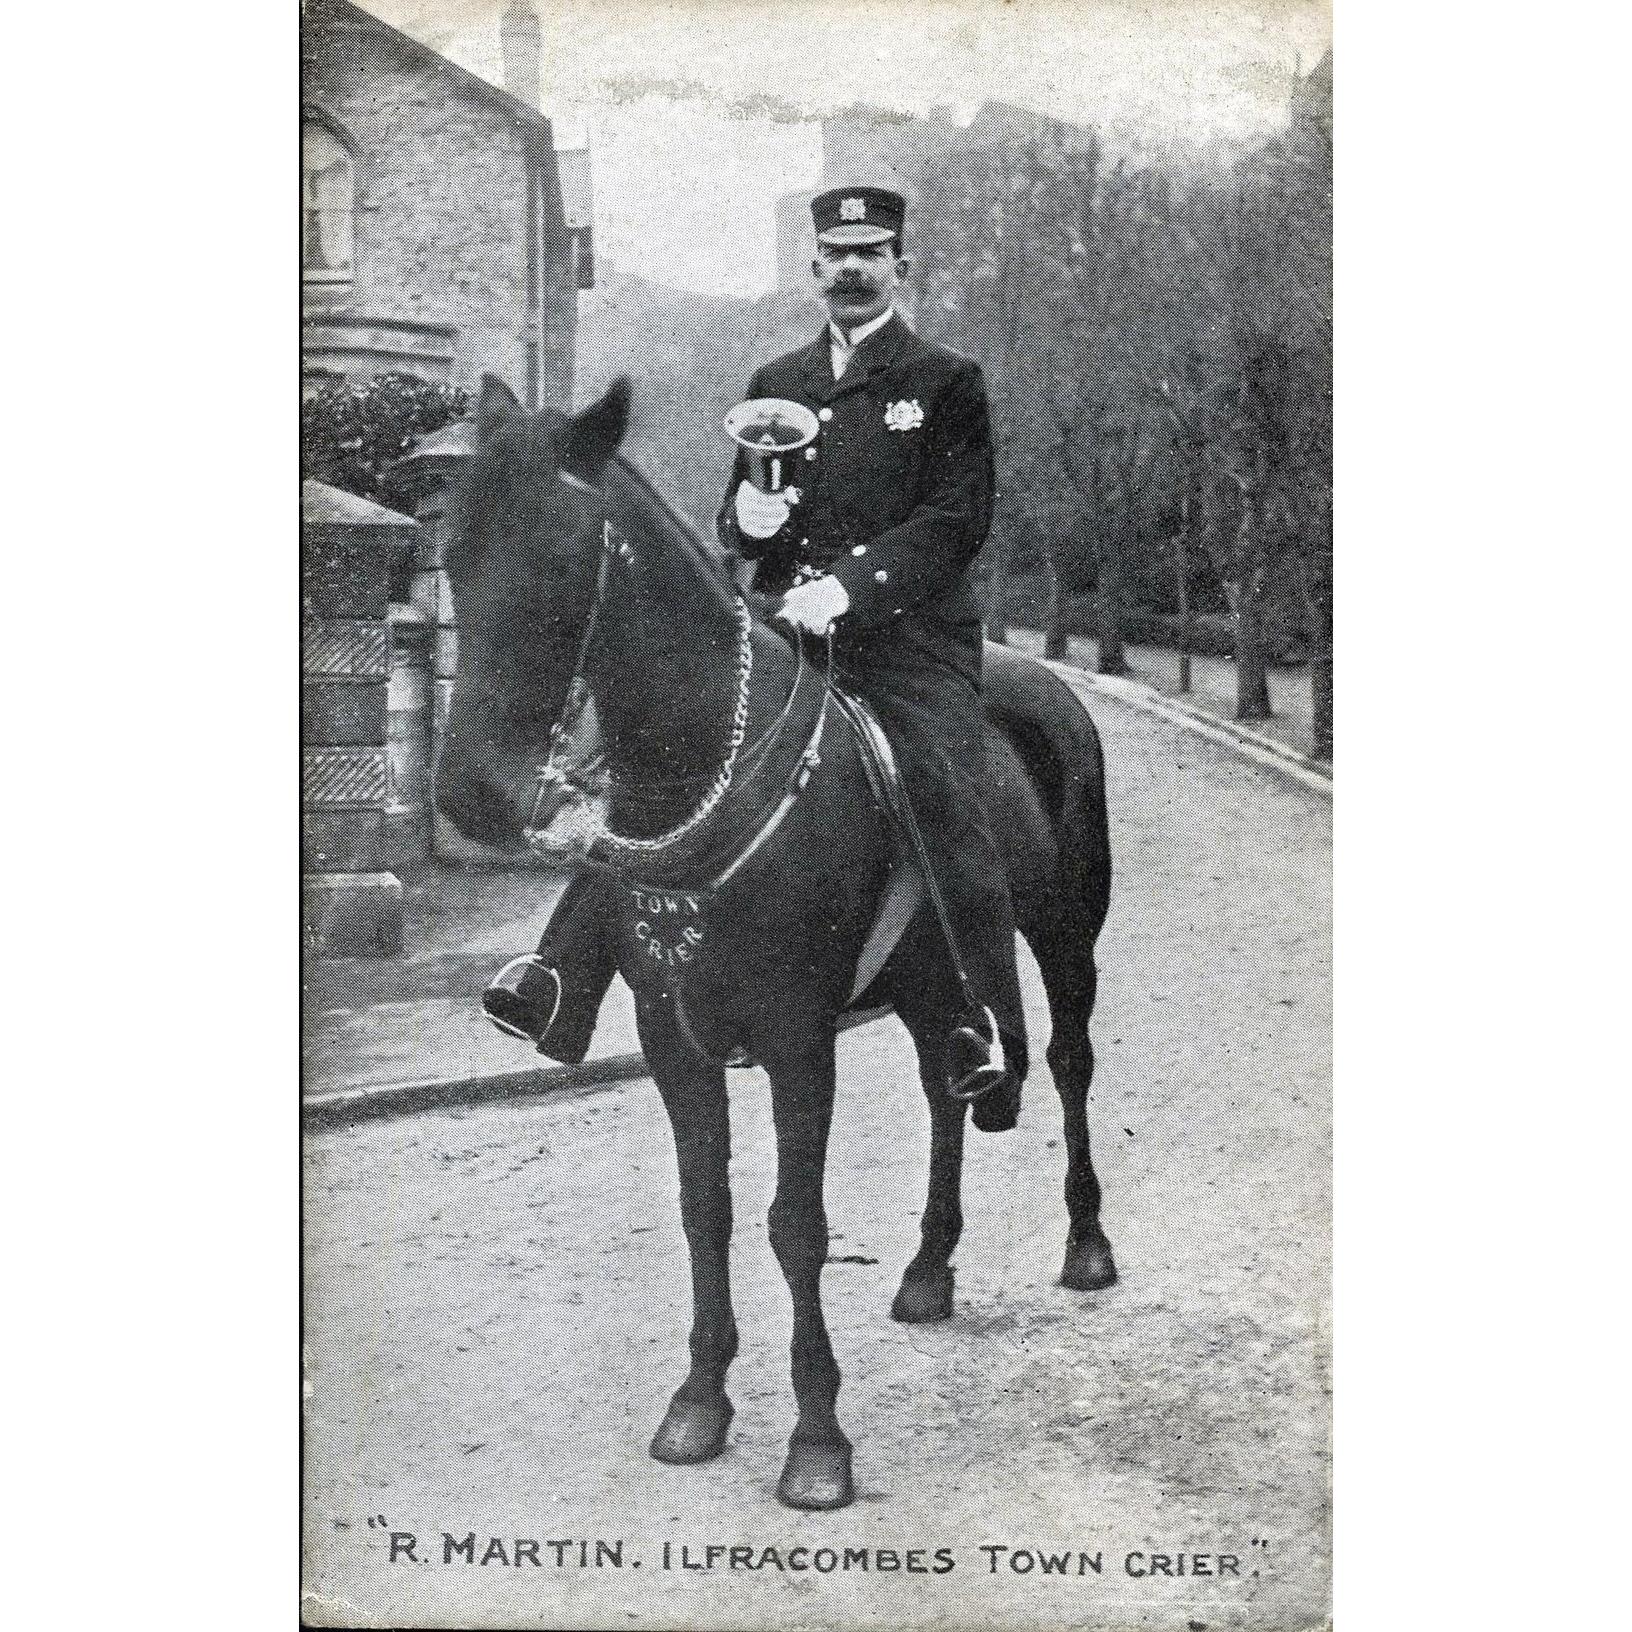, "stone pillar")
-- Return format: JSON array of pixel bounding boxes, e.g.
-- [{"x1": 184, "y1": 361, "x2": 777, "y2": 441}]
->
[
  {"x1": 301, "y1": 481, "x2": 418, "y2": 955},
  {"x1": 384, "y1": 423, "x2": 547, "y2": 868},
  {"x1": 384, "y1": 608, "x2": 433, "y2": 866}
]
